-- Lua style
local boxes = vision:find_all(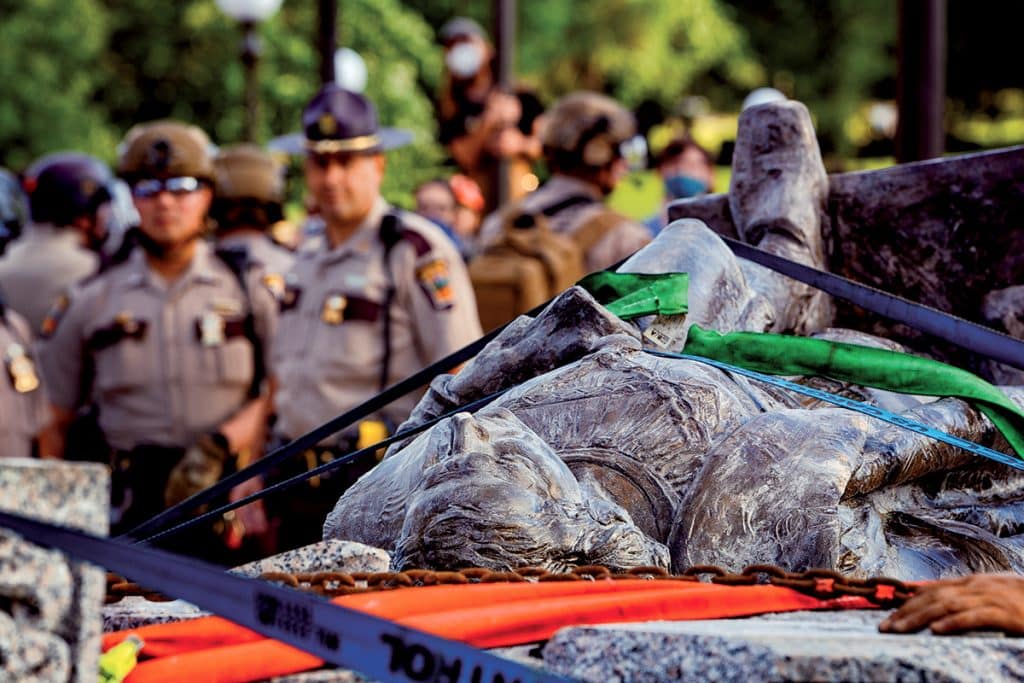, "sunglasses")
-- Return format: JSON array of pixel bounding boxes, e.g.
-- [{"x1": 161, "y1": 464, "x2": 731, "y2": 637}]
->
[{"x1": 131, "y1": 176, "x2": 204, "y2": 198}]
